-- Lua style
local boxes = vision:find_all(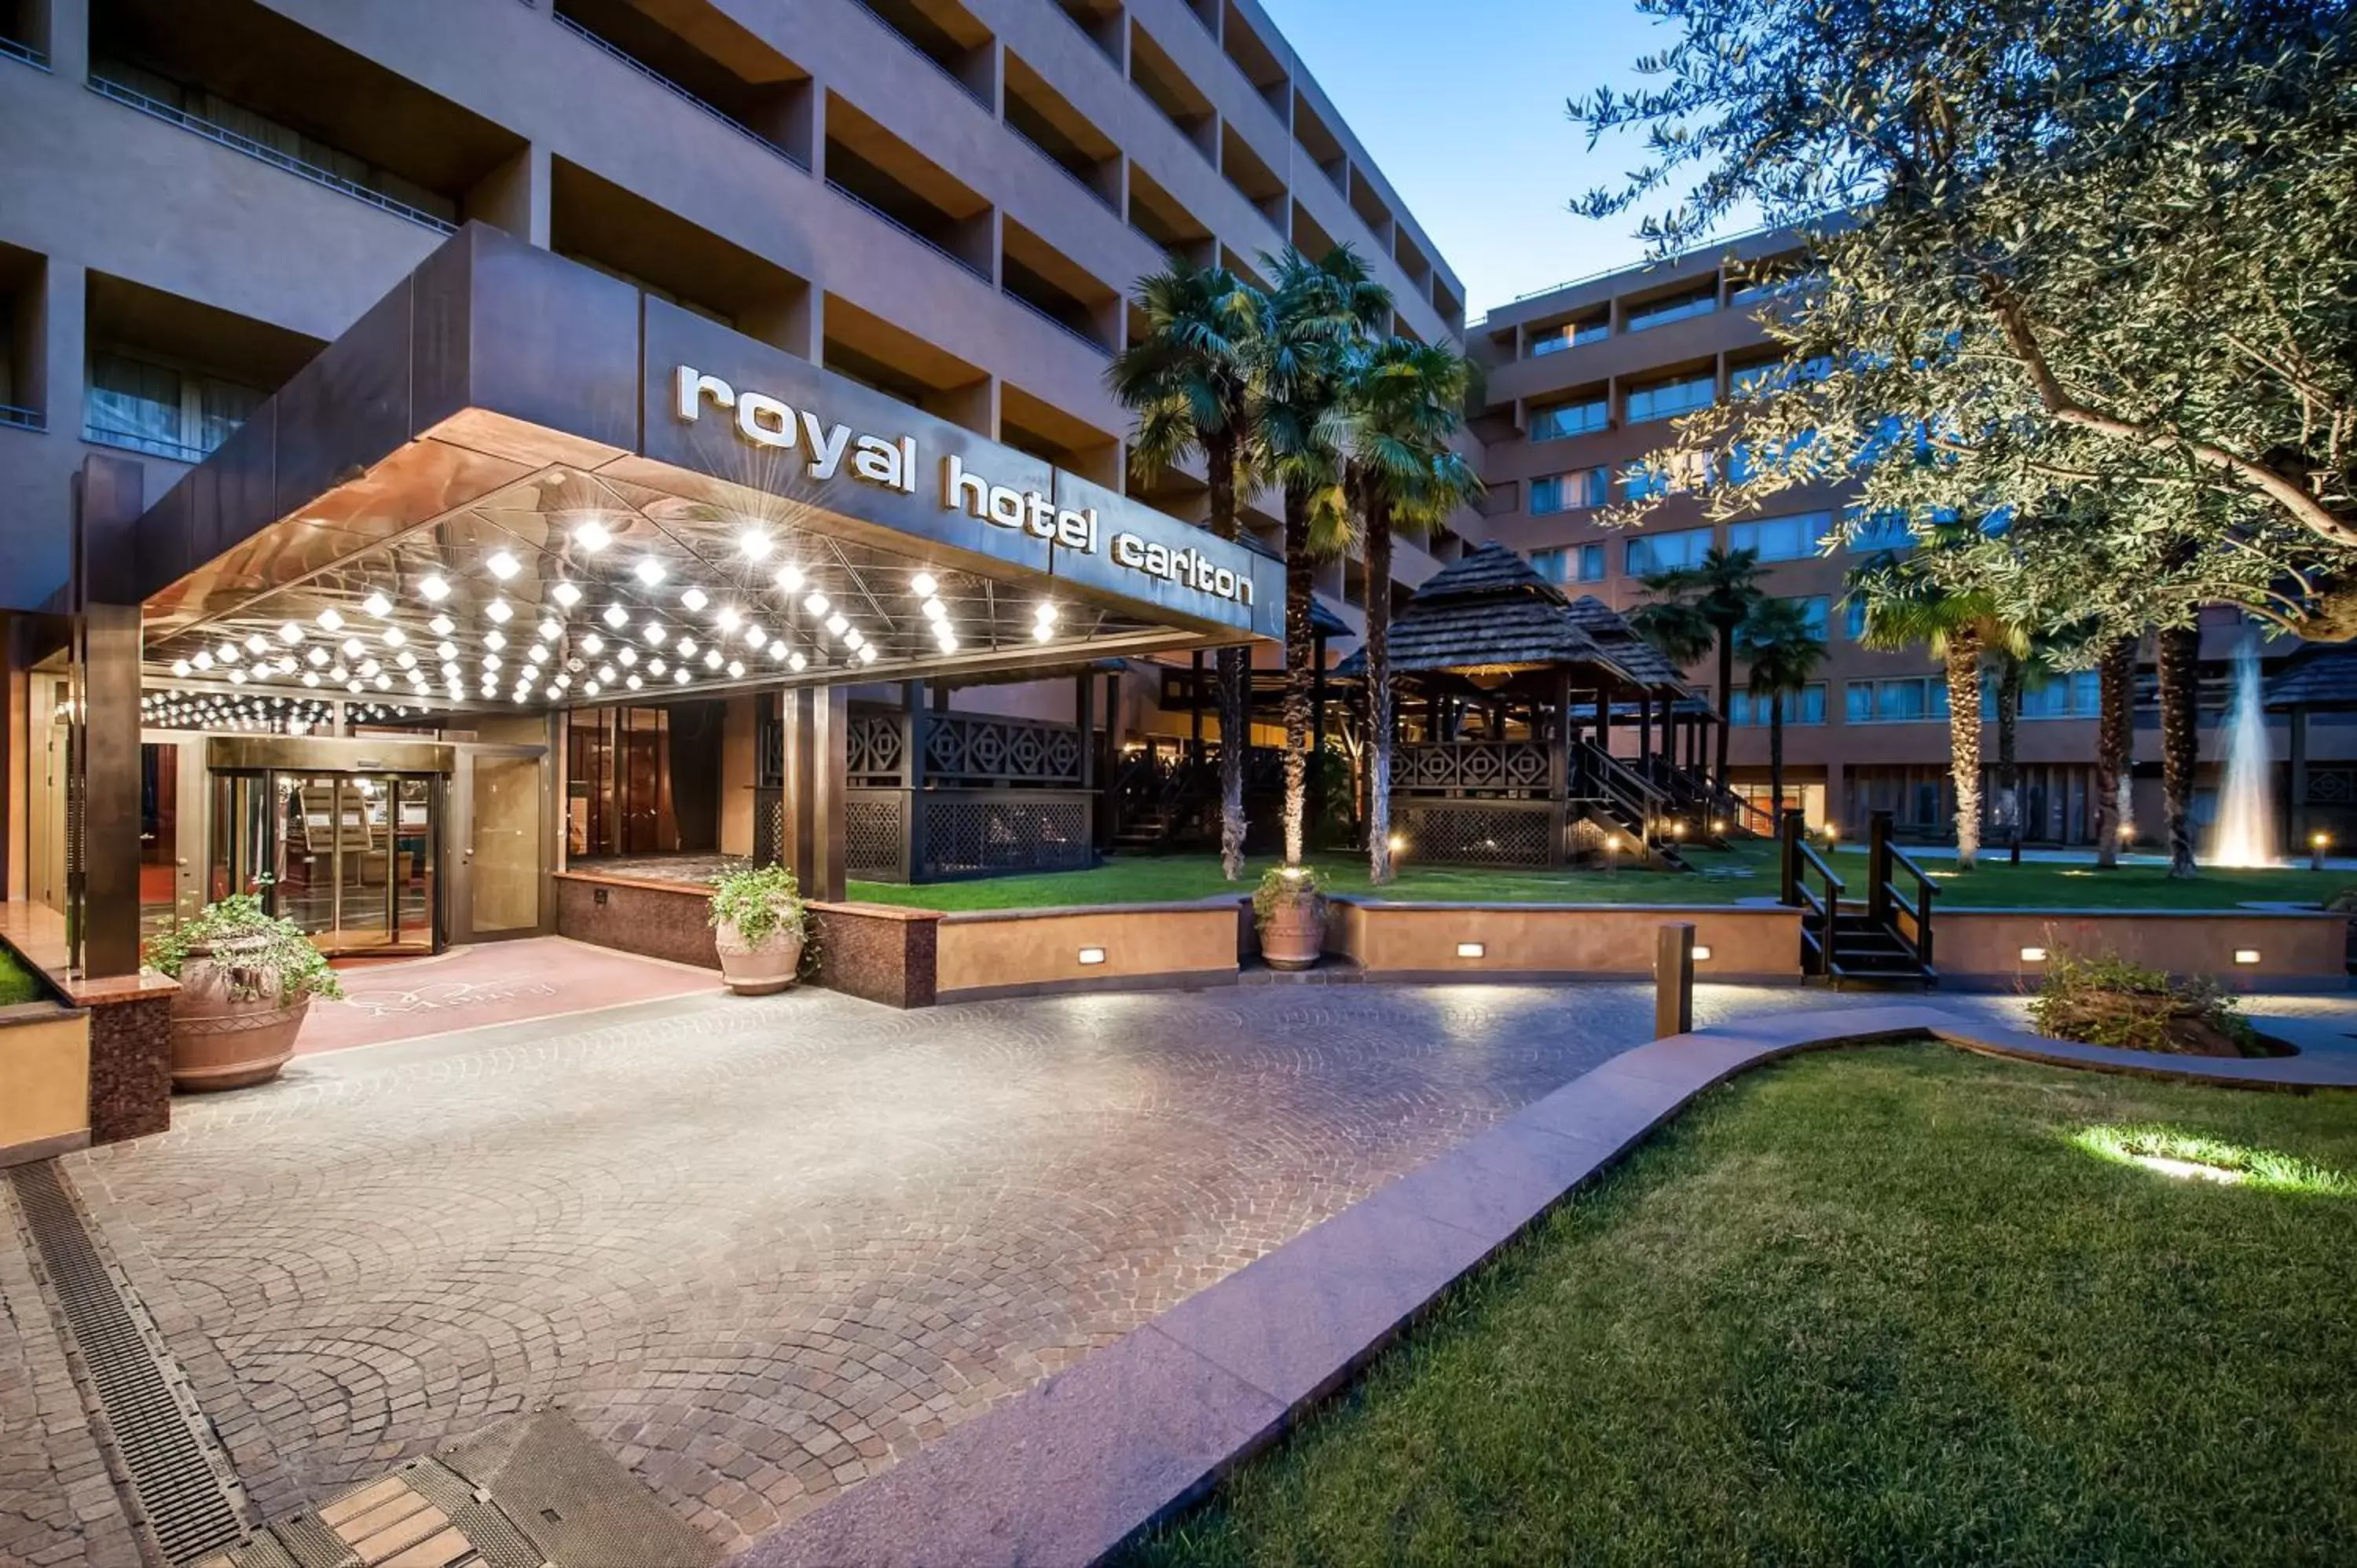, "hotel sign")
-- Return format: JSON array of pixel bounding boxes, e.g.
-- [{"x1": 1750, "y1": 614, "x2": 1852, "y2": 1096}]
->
[{"x1": 673, "y1": 365, "x2": 1257, "y2": 611}]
